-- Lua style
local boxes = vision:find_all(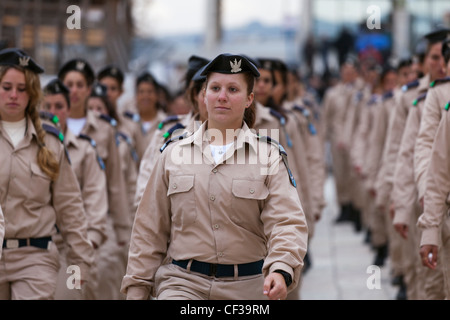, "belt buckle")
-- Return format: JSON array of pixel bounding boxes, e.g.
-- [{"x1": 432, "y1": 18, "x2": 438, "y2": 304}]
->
[
  {"x1": 6, "y1": 239, "x2": 19, "y2": 249},
  {"x1": 209, "y1": 264, "x2": 217, "y2": 277}
]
